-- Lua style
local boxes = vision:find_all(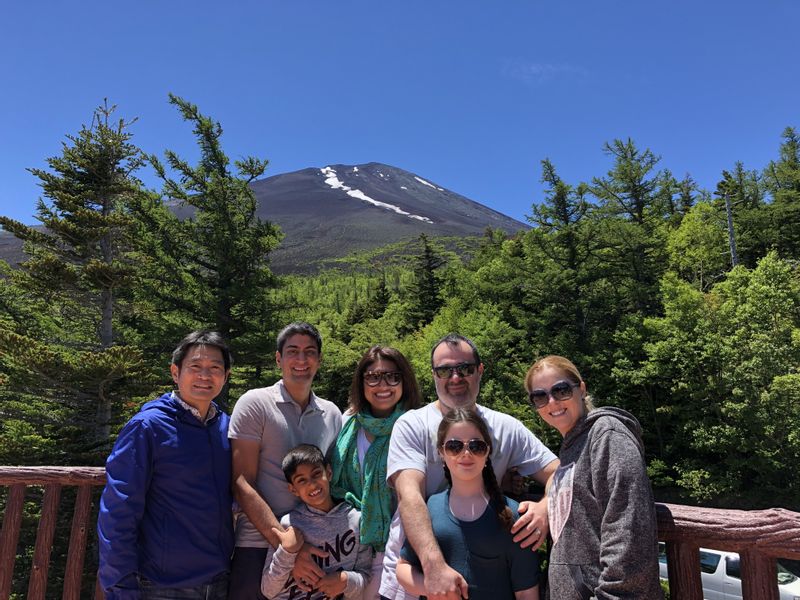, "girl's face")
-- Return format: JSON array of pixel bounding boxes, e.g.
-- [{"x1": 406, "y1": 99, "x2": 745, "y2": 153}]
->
[
  {"x1": 363, "y1": 358, "x2": 403, "y2": 417},
  {"x1": 439, "y1": 421, "x2": 490, "y2": 483},
  {"x1": 529, "y1": 365, "x2": 586, "y2": 436}
]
